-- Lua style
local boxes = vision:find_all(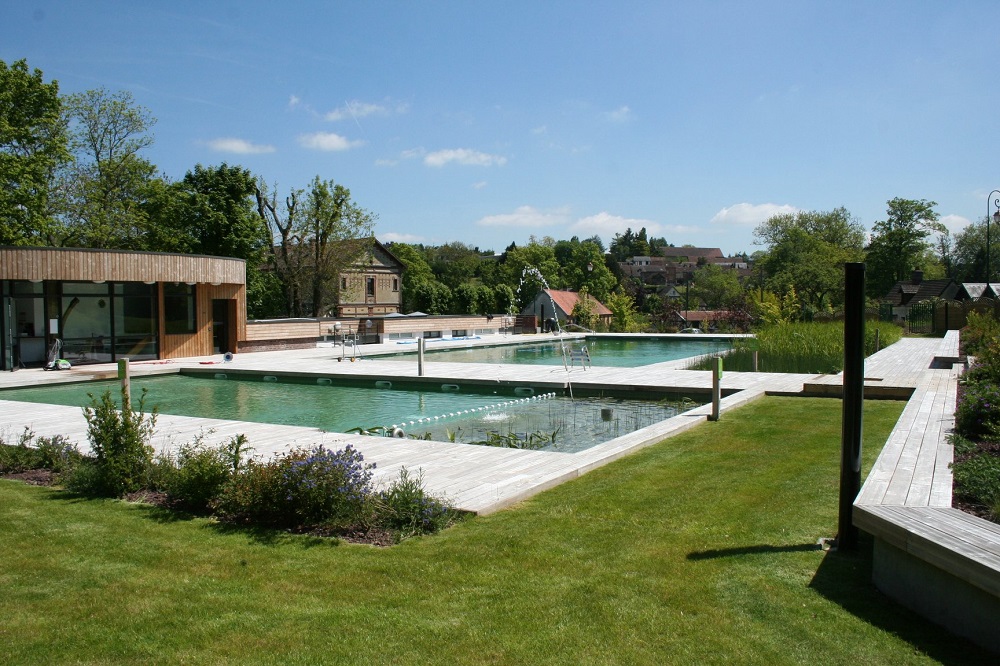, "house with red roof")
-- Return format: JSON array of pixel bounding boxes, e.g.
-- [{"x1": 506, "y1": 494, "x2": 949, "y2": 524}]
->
[{"x1": 520, "y1": 289, "x2": 612, "y2": 330}]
